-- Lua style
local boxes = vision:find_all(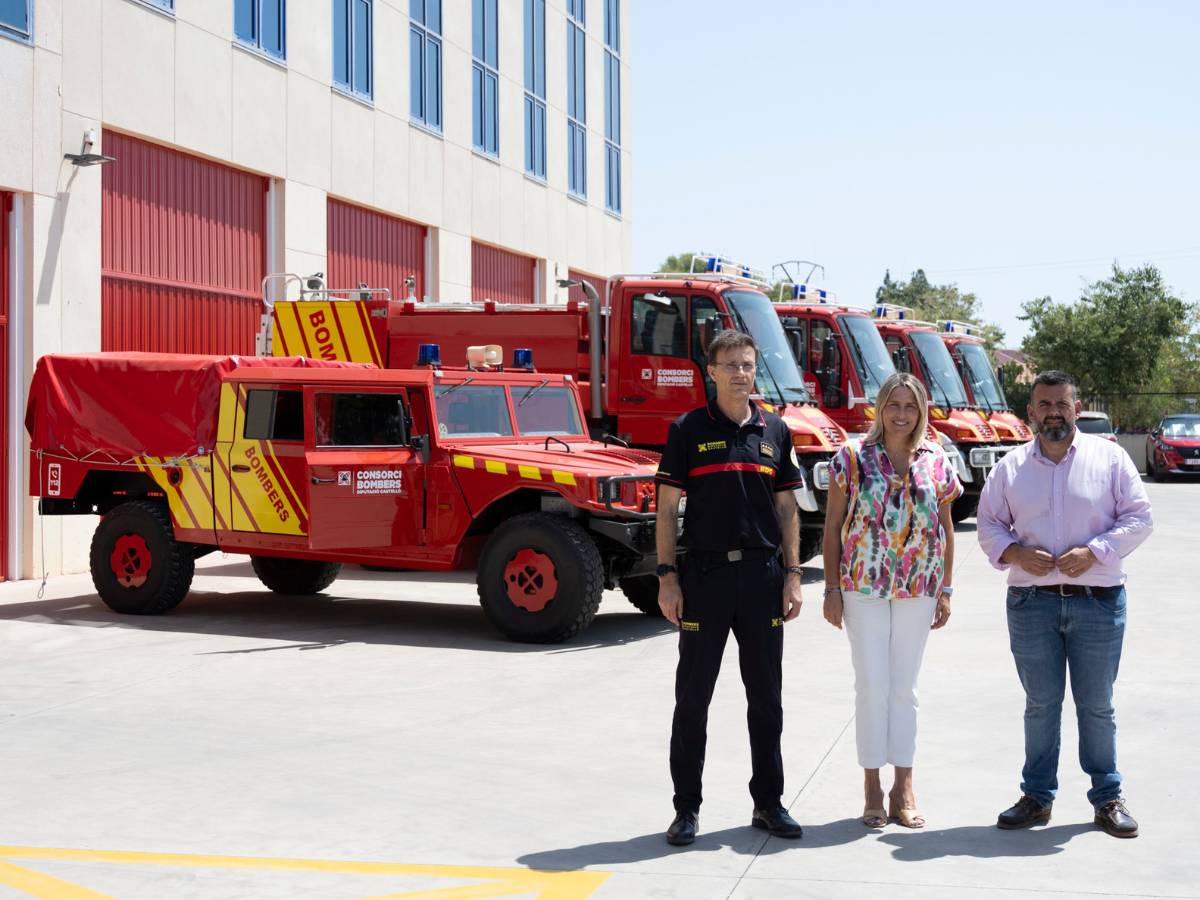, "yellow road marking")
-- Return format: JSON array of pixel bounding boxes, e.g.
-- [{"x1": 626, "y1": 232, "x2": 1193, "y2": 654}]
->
[{"x1": 0, "y1": 846, "x2": 609, "y2": 900}]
